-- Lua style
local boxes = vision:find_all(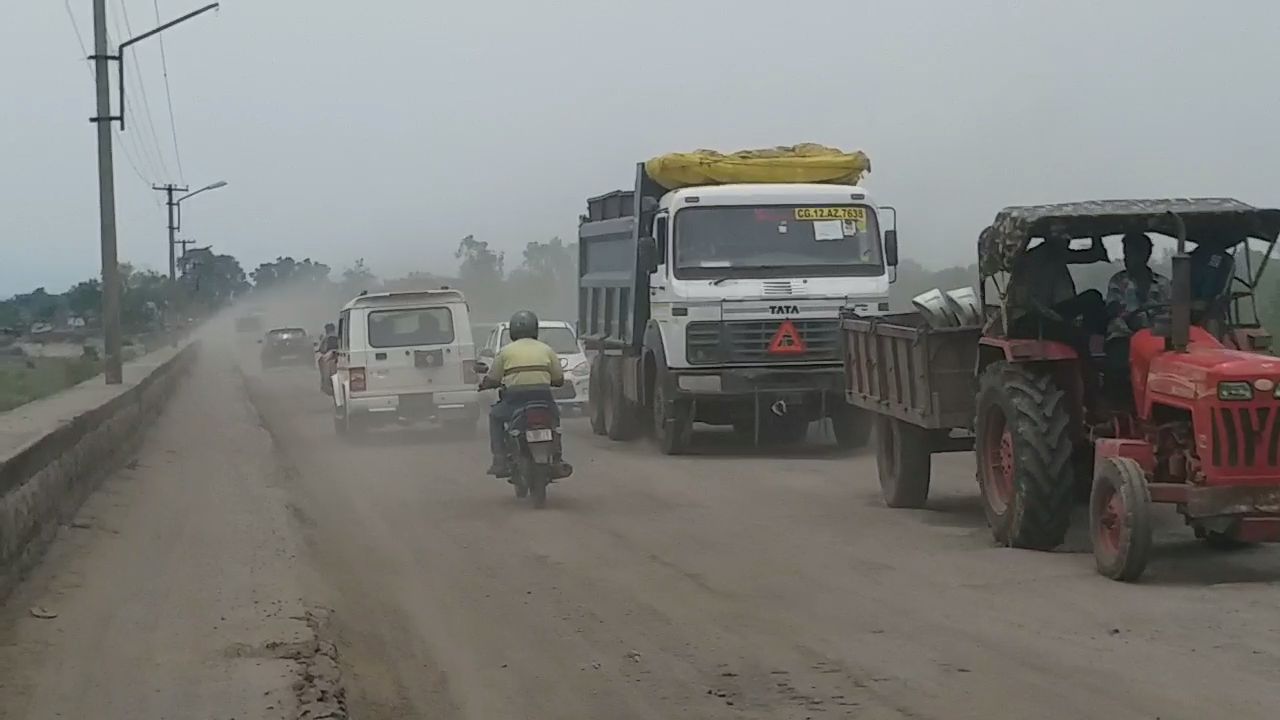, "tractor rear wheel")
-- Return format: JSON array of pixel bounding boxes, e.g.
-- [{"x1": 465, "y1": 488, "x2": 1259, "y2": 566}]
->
[
  {"x1": 1089, "y1": 456, "x2": 1153, "y2": 581},
  {"x1": 974, "y1": 363, "x2": 1075, "y2": 550}
]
